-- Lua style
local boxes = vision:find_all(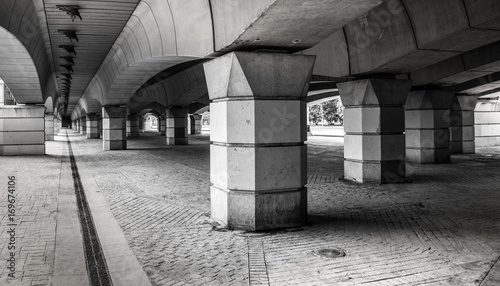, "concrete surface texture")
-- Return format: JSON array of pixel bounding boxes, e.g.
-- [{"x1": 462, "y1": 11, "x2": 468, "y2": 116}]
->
[{"x1": 1, "y1": 130, "x2": 499, "y2": 285}]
